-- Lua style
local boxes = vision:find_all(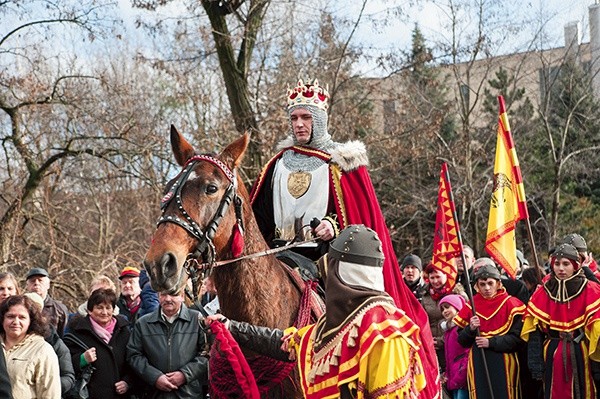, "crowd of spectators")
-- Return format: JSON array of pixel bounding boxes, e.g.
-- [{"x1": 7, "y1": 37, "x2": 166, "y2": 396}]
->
[
  {"x1": 0, "y1": 231, "x2": 598, "y2": 399},
  {"x1": 0, "y1": 264, "x2": 216, "y2": 399}
]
